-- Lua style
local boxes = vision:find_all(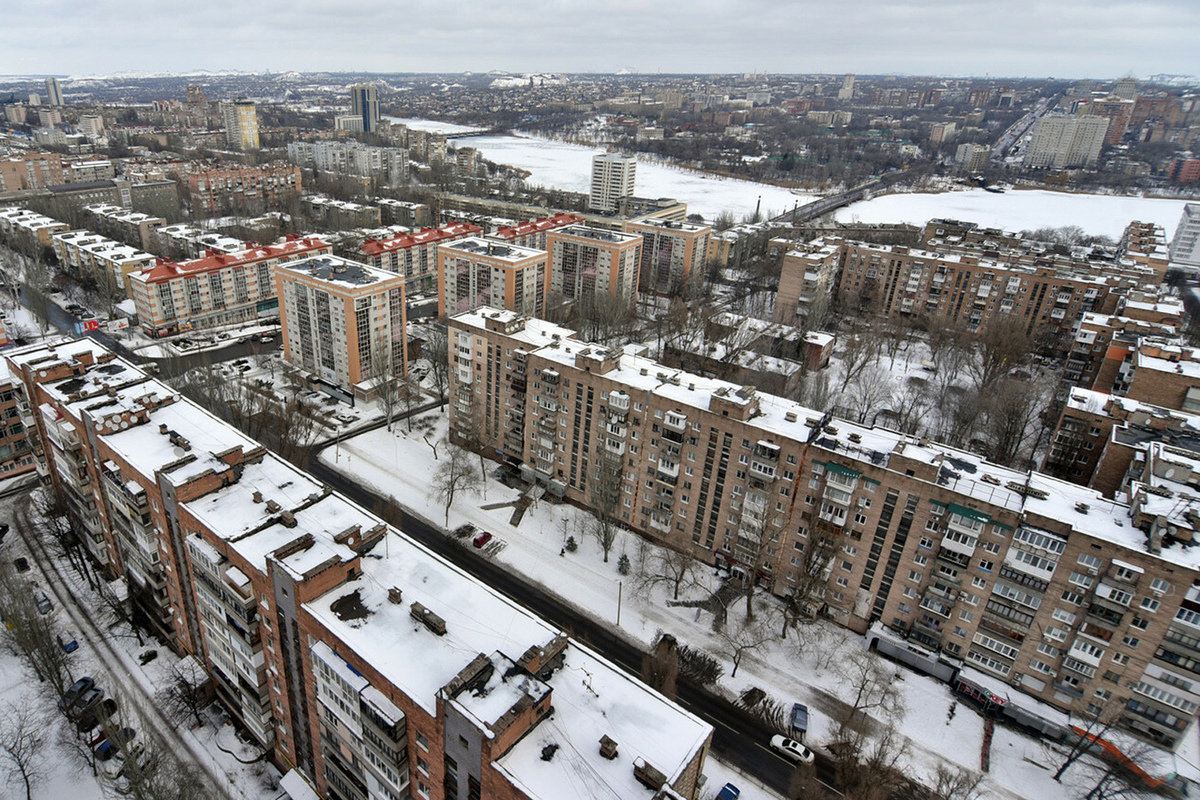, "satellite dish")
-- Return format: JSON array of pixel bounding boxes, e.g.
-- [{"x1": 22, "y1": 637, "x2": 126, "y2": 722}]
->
[
  {"x1": 1165, "y1": 468, "x2": 1176, "y2": 479},
  {"x1": 172, "y1": 446, "x2": 186, "y2": 458}
]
